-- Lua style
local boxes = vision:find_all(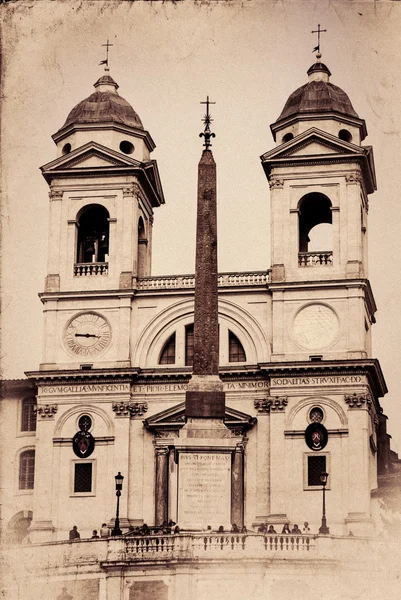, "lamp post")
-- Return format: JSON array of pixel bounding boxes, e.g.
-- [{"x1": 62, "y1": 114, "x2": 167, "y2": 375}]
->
[
  {"x1": 111, "y1": 471, "x2": 124, "y2": 536},
  {"x1": 318, "y1": 471, "x2": 330, "y2": 534}
]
